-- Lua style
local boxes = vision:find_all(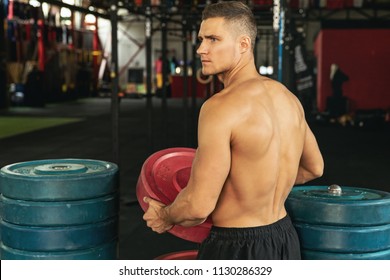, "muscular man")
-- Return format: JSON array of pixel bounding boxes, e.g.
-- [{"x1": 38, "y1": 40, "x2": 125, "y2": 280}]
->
[{"x1": 143, "y1": 1, "x2": 324, "y2": 260}]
